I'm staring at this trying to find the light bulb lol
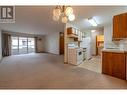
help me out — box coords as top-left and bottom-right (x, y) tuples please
(61, 16), (68, 23)
(65, 7), (73, 16)
(53, 15), (59, 21)
(68, 14), (75, 21)
(53, 8), (61, 17)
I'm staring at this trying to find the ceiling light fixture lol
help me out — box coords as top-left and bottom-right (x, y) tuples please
(88, 18), (98, 26)
(53, 6), (75, 23)
(91, 30), (96, 33)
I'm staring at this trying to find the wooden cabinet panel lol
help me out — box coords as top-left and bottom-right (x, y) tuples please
(102, 52), (126, 79)
(67, 27), (75, 35)
(67, 27), (82, 41)
(113, 15), (121, 39)
(112, 53), (126, 79)
(113, 13), (127, 40)
(102, 52), (112, 75)
(121, 13), (127, 37)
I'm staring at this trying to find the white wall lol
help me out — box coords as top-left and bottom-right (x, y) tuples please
(44, 32), (59, 54)
(0, 28), (2, 61)
(36, 36), (45, 53)
(104, 24), (113, 48)
(91, 30), (100, 55)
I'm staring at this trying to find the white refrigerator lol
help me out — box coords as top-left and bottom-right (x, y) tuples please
(80, 37), (92, 60)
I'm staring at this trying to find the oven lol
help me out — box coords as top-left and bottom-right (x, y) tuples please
(76, 49), (83, 64)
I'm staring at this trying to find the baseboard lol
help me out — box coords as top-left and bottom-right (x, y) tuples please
(36, 51), (46, 53)
(44, 52), (60, 55)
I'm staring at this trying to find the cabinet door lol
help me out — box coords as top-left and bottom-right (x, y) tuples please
(102, 52), (126, 80)
(113, 15), (120, 39)
(121, 13), (127, 37)
(113, 13), (127, 39)
(113, 15), (126, 39)
(112, 53), (126, 79)
(102, 52), (113, 75)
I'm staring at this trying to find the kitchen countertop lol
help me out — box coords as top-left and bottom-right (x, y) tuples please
(102, 48), (125, 53)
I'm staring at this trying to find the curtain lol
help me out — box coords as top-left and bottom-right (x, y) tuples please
(2, 33), (11, 57)
(34, 37), (38, 53)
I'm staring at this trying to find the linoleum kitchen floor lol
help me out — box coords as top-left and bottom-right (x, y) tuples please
(0, 53), (127, 89)
(78, 56), (102, 73)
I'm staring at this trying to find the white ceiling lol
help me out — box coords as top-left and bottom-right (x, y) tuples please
(0, 6), (127, 35)
(69, 6), (127, 30)
(0, 6), (65, 35)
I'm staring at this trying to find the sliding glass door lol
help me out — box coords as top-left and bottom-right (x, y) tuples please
(11, 36), (35, 55)
(19, 37), (27, 54)
(11, 37), (19, 55)
(28, 38), (35, 53)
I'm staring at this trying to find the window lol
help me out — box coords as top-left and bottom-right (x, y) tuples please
(11, 36), (35, 55)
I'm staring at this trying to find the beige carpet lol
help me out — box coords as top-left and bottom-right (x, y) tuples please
(0, 53), (127, 89)
(78, 56), (102, 73)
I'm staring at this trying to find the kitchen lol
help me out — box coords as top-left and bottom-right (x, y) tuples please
(102, 12), (127, 80)
(64, 24), (104, 73)
(64, 7), (127, 80)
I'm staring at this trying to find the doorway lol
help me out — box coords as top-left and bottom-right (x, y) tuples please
(78, 29), (104, 73)
(96, 35), (104, 56)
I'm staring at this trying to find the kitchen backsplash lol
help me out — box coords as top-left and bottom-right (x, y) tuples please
(104, 41), (119, 49)
(119, 39), (127, 50)
(104, 39), (127, 50)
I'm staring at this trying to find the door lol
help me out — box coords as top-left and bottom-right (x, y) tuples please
(59, 32), (64, 55)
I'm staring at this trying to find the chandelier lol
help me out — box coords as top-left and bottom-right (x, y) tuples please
(53, 6), (75, 23)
